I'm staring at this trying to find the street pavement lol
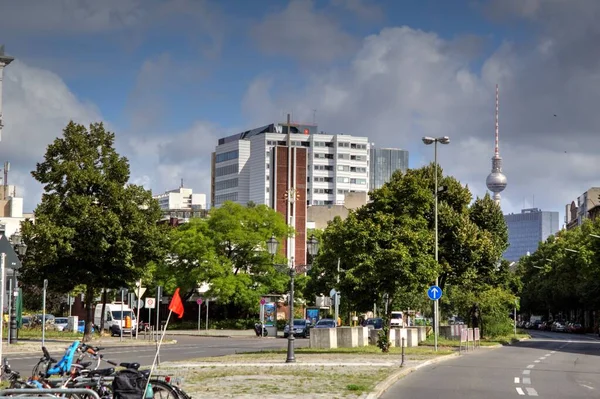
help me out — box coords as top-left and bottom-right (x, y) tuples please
(4, 334), (309, 376)
(381, 330), (600, 398)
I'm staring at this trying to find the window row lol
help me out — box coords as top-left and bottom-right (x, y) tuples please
(337, 142), (367, 149)
(215, 163), (238, 177)
(215, 150), (239, 163)
(337, 154), (366, 161)
(337, 165), (367, 173)
(337, 177), (367, 184)
(215, 178), (238, 191)
(215, 192), (238, 204)
(309, 176), (334, 183)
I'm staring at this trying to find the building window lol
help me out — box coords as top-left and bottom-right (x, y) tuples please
(215, 150), (239, 163)
(337, 165), (349, 171)
(337, 177), (350, 183)
(338, 153), (350, 160)
(215, 192), (239, 204)
(350, 178), (366, 185)
(215, 163), (239, 177)
(350, 167), (367, 173)
(338, 142), (350, 148)
(351, 155), (365, 161)
(314, 165), (334, 171)
(215, 178), (239, 191)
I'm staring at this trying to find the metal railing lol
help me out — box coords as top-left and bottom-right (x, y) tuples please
(0, 388), (100, 399)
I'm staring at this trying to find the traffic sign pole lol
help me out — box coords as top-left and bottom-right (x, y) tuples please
(197, 298), (203, 333)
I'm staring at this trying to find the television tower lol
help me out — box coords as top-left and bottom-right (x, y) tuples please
(486, 84), (507, 205)
(0, 45), (15, 142)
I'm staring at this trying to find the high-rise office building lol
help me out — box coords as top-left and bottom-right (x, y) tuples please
(0, 45), (15, 141)
(503, 208), (559, 262)
(211, 120), (370, 265)
(369, 148), (409, 190)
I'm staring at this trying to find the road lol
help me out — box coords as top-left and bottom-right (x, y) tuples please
(382, 330), (600, 398)
(5, 335), (310, 376)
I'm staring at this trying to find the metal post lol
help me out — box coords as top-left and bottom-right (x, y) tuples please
(135, 281), (141, 340)
(7, 278), (11, 345)
(434, 140), (439, 352)
(42, 279), (47, 347)
(9, 274), (17, 344)
(68, 294), (72, 317)
(205, 299), (209, 331)
(0, 253), (6, 367)
(401, 337), (405, 366)
(120, 290), (124, 342)
(286, 263), (296, 363)
(197, 302), (201, 332)
(148, 308), (151, 341)
(334, 258), (340, 326)
(514, 305), (517, 336)
(155, 286), (162, 342)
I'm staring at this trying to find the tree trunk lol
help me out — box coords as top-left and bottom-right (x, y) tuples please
(84, 285), (95, 342)
(99, 288), (107, 335)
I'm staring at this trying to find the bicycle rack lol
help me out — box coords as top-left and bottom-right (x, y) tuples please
(0, 388), (101, 399)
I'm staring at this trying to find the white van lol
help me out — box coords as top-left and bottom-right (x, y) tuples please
(390, 311), (404, 328)
(94, 302), (137, 336)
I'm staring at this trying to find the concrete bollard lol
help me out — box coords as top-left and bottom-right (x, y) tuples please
(357, 326), (369, 347)
(336, 327), (359, 348)
(395, 328), (408, 347)
(406, 328), (419, 347)
(309, 328), (337, 349)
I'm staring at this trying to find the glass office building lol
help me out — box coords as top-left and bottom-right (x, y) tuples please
(369, 148), (409, 190)
(503, 208), (559, 262)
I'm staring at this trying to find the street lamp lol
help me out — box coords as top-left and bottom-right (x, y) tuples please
(267, 234), (319, 363)
(9, 233), (26, 344)
(422, 136), (450, 352)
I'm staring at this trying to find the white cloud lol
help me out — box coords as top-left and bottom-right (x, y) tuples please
(2, 60), (102, 211)
(242, 14), (600, 224)
(251, 0), (358, 63)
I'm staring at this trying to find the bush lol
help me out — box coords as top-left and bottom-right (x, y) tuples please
(483, 315), (513, 338)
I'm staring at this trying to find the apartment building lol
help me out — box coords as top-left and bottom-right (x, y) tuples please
(153, 186), (207, 224)
(565, 187), (600, 230)
(211, 122), (370, 209)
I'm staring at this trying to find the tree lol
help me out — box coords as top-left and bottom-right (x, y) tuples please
(161, 201), (293, 317)
(20, 122), (166, 340)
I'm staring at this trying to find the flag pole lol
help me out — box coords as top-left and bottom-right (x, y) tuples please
(146, 309), (172, 384)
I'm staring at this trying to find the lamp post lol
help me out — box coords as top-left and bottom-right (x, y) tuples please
(422, 135), (450, 352)
(9, 233), (26, 344)
(267, 234), (319, 363)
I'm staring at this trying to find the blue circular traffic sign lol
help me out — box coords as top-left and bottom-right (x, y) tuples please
(427, 285), (442, 301)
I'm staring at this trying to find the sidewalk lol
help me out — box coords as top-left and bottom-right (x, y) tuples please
(163, 329), (256, 337)
(1, 336), (175, 354)
(155, 350), (461, 398)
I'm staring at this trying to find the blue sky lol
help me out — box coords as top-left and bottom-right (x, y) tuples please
(1, 0), (599, 223)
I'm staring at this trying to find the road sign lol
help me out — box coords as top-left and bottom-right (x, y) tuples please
(196, 298), (203, 305)
(329, 288), (337, 298)
(136, 287), (147, 298)
(145, 298), (156, 309)
(260, 298), (266, 305)
(427, 285), (442, 301)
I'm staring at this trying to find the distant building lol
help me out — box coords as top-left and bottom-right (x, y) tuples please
(503, 208), (559, 262)
(153, 186), (207, 224)
(369, 148), (409, 190)
(564, 187), (600, 230)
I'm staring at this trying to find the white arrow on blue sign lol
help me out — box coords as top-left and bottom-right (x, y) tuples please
(427, 285), (442, 301)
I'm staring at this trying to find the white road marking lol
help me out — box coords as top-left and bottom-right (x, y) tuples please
(581, 385), (594, 390)
(545, 353), (551, 356)
(540, 356), (547, 360)
(516, 387), (525, 395)
(523, 370), (531, 375)
(527, 364), (535, 368)
(523, 378), (531, 384)
(534, 360), (540, 363)
(514, 377), (520, 384)
(551, 351), (556, 353)
(526, 387), (538, 396)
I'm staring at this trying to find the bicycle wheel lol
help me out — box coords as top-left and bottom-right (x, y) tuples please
(149, 380), (179, 399)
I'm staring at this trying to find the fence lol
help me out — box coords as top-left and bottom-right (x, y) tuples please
(0, 388), (100, 399)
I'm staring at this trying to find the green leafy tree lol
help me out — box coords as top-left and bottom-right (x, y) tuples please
(20, 122), (166, 340)
(161, 202), (293, 317)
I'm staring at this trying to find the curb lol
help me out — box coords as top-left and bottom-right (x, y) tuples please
(365, 352), (460, 399)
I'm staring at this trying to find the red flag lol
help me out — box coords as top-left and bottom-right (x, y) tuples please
(169, 288), (184, 318)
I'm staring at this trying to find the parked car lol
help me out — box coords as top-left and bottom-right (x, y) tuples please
(78, 320), (95, 333)
(314, 319), (336, 329)
(283, 319), (311, 338)
(366, 318), (383, 330)
(54, 317), (69, 331)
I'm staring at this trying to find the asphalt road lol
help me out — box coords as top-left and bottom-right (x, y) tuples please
(382, 330), (600, 398)
(5, 335), (310, 376)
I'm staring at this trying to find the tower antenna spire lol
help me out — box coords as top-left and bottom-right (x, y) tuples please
(486, 83), (507, 206)
(495, 84), (499, 157)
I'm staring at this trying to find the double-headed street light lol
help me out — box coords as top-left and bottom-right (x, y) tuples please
(9, 233), (26, 344)
(267, 234), (319, 363)
(422, 136), (450, 352)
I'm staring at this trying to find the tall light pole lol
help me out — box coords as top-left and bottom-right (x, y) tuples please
(422, 135), (450, 352)
(267, 234), (319, 363)
(9, 233), (26, 344)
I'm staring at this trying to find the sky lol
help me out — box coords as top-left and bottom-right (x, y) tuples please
(0, 0), (599, 225)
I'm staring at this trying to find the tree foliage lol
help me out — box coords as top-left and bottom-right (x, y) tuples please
(306, 165), (515, 340)
(20, 122), (166, 339)
(159, 201), (293, 316)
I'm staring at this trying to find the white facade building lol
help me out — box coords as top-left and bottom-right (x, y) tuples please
(154, 187), (207, 211)
(211, 122), (370, 208)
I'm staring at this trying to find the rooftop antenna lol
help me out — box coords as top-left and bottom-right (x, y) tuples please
(180, 178), (184, 188)
(312, 109), (317, 125)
